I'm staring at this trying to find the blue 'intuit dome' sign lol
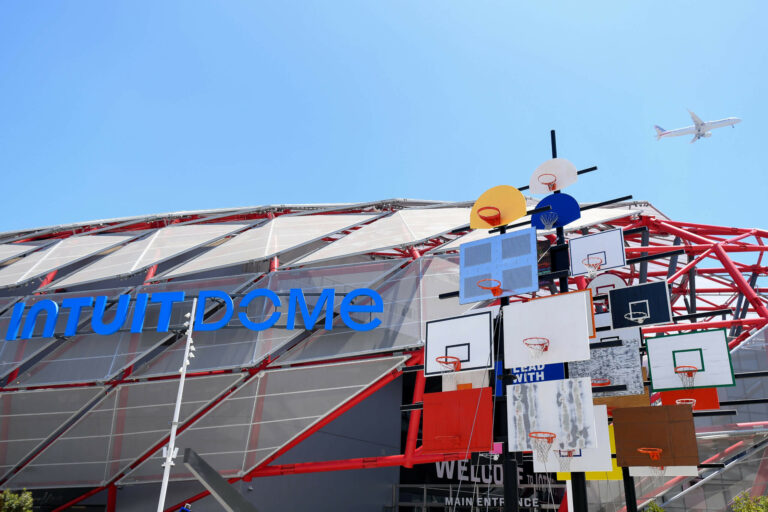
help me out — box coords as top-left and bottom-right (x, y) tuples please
(5, 288), (383, 341)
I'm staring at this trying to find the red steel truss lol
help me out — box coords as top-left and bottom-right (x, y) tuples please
(1, 208), (763, 511)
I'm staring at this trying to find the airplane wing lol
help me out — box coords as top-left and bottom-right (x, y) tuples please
(688, 110), (704, 128)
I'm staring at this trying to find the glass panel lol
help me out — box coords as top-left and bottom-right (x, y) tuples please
(119, 356), (405, 484)
(295, 208), (471, 265)
(278, 255), (471, 364)
(4, 374), (242, 488)
(135, 262), (400, 377)
(51, 224), (248, 289)
(163, 214), (375, 279)
(0, 387), (102, 480)
(0, 235), (133, 288)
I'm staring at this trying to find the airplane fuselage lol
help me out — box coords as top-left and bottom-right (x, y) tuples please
(655, 112), (741, 143)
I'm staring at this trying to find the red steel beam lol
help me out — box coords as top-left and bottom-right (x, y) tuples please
(403, 350), (425, 468)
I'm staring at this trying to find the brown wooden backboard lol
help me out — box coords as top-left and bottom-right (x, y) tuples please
(613, 405), (699, 467)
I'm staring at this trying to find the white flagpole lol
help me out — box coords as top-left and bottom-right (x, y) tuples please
(157, 298), (198, 512)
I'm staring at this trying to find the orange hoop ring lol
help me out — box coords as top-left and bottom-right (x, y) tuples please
(477, 206), (502, 226)
(538, 173), (557, 191)
(477, 278), (503, 297)
(435, 355), (462, 372)
(591, 378), (612, 387)
(529, 431), (556, 443)
(637, 447), (663, 461)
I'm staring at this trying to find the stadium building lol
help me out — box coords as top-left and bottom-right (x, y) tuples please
(0, 198), (766, 511)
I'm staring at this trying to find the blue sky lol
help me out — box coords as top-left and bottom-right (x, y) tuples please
(0, 2), (764, 231)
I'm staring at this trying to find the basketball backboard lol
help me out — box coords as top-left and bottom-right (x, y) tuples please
(569, 228), (627, 277)
(588, 272), (627, 298)
(503, 291), (592, 367)
(469, 185), (528, 229)
(529, 158), (578, 194)
(629, 466), (699, 477)
(609, 281), (672, 329)
(531, 193), (581, 231)
(592, 326), (642, 346)
(588, 272), (626, 313)
(569, 338), (643, 396)
(659, 387), (720, 411)
(534, 405), (612, 473)
(459, 228), (538, 304)
(422, 387), (493, 454)
(506, 377), (597, 452)
(424, 311), (494, 376)
(531, 289), (596, 339)
(646, 329), (735, 391)
(614, 405), (699, 468)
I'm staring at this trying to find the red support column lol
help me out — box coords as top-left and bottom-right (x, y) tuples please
(403, 350), (425, 468)
(107, 484), (117, 512)
(713, 244), (768, 319)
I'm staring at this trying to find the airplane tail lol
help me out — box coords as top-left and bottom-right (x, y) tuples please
(654, 125), (665, 140)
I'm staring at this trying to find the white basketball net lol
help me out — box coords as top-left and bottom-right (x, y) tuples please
(540, 211), (559, 230)
(650, 465), (667, 478)
(557, 450), (576, 472)
(530, 433), (555, 464)
(676, 367), (698, 389)
(523, 338), (549, 360)
(583, 257), (603, 278)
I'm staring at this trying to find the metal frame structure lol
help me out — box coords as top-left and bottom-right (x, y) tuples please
(0, 199), (765, 511)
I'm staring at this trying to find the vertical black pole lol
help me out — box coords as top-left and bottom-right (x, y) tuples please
(622, 467), (639, 512)
(497, 226), (520, 512)
(550, 130), (589, 512)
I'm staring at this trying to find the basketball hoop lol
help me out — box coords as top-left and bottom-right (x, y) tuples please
(556, 450), (576, 472)
(538, 173), (557, 192)
(591, 378), (612, 388)
(675, 366), (698, 389)
(529, 431), (556, 464)
(637, 447), (665, 477)
(523, 337), (550, 359)
(436, 355), (462, 373)
(624, 311), (650, 324)
(477, 278), (503, 297)
(675, 398), (697, 407)
(477, 206), (502, 227)
(540, 211), (559, 230)
(582, 256), (603, 278)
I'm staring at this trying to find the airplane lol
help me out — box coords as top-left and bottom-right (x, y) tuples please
(654, 110), (741, 143)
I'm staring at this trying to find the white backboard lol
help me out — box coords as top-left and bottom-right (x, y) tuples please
(647, 329), (735, 391)
(529, 158), (578, 194)
(503, 292), (591, 367)
(569, 229), (627, 277)
(424, 311), (494, 376)
(533, 405), (612, 473)
(629, 466), (699, 477)
(506, 377), (597, 452)
(587, 272), (627, 297)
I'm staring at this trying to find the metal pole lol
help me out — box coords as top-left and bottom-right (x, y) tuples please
(157, 298), (198, 512)
(622, 467), (638, 512)
(550, 130), (589, 512)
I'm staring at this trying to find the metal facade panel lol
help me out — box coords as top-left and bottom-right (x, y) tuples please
(135, 262), (401, 377)
(0, 387), (103, 481)
(163, 214), (375, 278)
(294, 208), (471, 265)
(0, 235), (134, 288)
(119, 356), (405, 484)
(277, 255), (471, 365)
(4, 374), (242, 489)
(50, 224), (249, 288)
